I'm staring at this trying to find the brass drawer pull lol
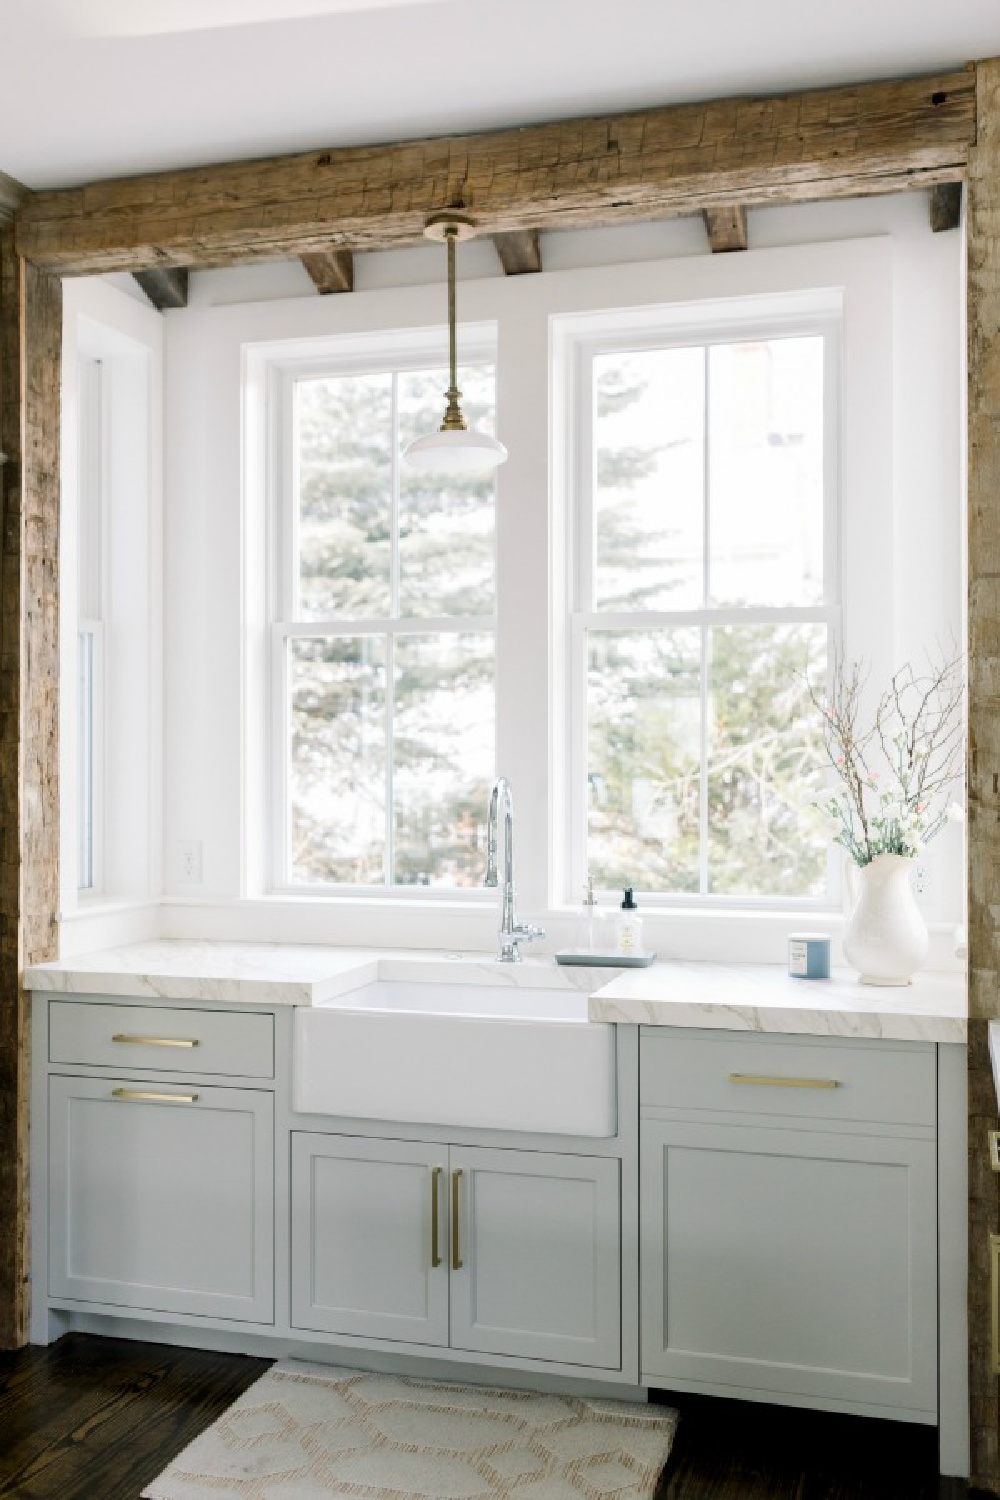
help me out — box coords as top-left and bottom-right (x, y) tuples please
(729, 1072), (841, 1091)
(111, 1088), (199, 1104)
(990, 1131), (1000, 1173)
(112, 1034), (199, 1048)
(452, 1168), (463, 1271)
(430, 1166), (443, 1268)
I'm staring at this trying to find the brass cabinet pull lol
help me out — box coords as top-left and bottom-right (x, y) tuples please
(729, 1072), (841, 1091)
(990, 1131), (1000, 1173)
(111, 1088), (199, 1104)
(452, 1168), (463, 1271)
(112, 1034), (199, 1048)
(430, 1166), (443, 1268)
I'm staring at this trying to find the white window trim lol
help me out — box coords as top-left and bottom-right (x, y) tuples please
(261, 325), (500, 898)
(76, 354), (108, 896)
(59, 279), (163, 940)
(554, 293), (844, 910)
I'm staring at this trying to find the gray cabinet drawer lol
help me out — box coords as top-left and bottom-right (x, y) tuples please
(49, 1000), (274, 1079)
(49, 1074), (274, 1322)
(640, 1028), (934, 1128)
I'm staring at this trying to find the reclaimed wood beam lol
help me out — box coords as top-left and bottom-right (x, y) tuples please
(0, 172), (28, 224)
(703, 205), (748, 252)
(930, 180), (963, 232)
(967, 53), (1000, 1495)
(0, 231), (61, 1349)
(300, 248), (354, 294)
(133, 266), (189, 309)
(493, 230), (542, 275)
(13, 68), (975, 277)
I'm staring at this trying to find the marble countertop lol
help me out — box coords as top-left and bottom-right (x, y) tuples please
(23, 940), (611, 1008)
(24, 940), (967, 1042)
(591, 961), (967, 1043)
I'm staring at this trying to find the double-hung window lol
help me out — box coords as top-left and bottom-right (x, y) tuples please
(566, 301), (839, 903)
(270, 338), (498, 891)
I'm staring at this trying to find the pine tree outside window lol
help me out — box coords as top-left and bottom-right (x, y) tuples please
(563, 307), (840, 904)
(270, 344), (498, 890)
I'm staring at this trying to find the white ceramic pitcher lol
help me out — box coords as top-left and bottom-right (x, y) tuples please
(842, 852), (928, 986)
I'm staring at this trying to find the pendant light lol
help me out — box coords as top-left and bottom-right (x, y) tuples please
(402, 212), (508, 474)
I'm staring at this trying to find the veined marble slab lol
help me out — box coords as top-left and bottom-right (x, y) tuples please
(589, 961), (967, 1043)
(23, 940), (617, 1008)
(24, 940), (968, 1040)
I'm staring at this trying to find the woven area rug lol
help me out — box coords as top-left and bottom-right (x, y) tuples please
(141, 1359), (677, 1499)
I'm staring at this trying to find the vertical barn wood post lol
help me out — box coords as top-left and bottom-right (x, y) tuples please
(0, 224), (60, 1349)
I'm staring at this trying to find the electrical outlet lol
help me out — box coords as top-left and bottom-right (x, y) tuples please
(178, 840), (202, 885)
(912, 858), (934, 910)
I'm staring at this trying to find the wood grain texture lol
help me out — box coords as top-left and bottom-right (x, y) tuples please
(932, 181), (964, 232)
(13, 68), (975, 275)
(492, 230), (542, 275)
(0, 1334), (269, 1499)
(0, 236), (61, 1351)
(0, 1333), (957, 1500)
(300, 248), (354, 293)
(132, 266), (189, 308)
(703, 205), (748, 252)
(967, 53), (1000, 1497)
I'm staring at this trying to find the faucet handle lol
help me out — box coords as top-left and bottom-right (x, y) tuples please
(515, 923), (545, 943)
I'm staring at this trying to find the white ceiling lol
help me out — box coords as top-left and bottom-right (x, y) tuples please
(3, 0), (1000, 192)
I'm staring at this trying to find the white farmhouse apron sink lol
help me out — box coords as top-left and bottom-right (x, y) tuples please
(292, 980), (616, 1136)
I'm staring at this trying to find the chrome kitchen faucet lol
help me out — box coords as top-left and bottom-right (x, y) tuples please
(484, 777), (544, 963)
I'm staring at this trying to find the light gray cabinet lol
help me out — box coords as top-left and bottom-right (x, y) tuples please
(451, 1145), (620, 1369)
(49, 1074), (274, 1323)
(292, 1133), (621, 1370)
(291, 1133), (450, 1346)
(639, 1028), (939, 1419)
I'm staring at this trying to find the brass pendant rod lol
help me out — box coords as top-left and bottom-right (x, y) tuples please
(440, 224), (467, 432)
(447, 228), (457, 397)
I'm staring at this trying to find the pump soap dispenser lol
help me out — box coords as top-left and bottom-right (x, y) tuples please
(615, 888), (643, 956)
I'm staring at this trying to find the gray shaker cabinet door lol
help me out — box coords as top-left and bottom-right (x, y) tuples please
(291, 1133), (450, 1347)
(48, 1075), (274, 1323)
(449, 1146), (621, 1369)
(640, 1119), (937, 1415)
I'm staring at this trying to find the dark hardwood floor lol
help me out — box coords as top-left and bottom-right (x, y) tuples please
(0, 1333), (268, 1498)
(652, 1387), (972, 1500)
(0, 1334), (982, 1499)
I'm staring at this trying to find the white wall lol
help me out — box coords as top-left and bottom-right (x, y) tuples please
(102, 191), (964, 963)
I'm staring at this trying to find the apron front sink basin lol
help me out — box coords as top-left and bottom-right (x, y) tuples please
(292, 980), (616, 1137)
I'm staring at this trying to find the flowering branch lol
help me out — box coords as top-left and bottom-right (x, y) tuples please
(807, 651), (964, 867)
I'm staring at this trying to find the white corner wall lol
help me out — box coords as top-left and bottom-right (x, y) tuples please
(143, 192), (964, 964)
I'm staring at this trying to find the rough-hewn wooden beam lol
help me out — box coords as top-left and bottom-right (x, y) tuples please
(967, 53), (1000, 1496)
(703, 205), (748, 252)
(0, 232), (61, 1350)
(300, 248), (354, 294)
(931, 180), (963, 232)
(133, 266), (189, 309)
(493, 230), (542, 275)
(14, 68), (975, 277)
(0, 173), (28, 224)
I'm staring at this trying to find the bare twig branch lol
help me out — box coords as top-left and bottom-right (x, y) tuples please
(806, 648), (964, 865)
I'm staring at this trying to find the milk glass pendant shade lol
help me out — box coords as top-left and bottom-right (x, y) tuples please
(402, 213), (508, 475)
